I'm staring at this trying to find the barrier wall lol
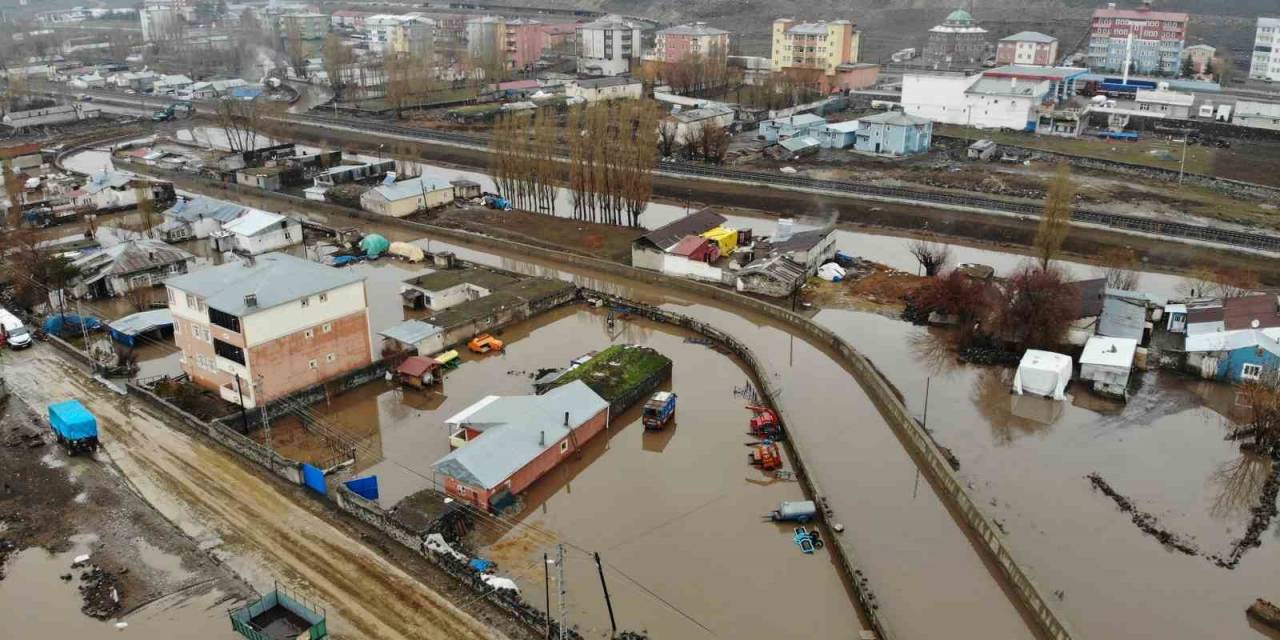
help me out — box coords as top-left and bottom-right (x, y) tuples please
(127, 161), (1076, 640)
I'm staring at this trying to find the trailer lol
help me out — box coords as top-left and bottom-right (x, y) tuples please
(48, 399), (98, 454)
(768, 500), (817, 523)
(641, 391), (676, 430)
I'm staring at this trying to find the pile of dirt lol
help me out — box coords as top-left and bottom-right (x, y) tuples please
(805, 261), (929, 312)
(75, 561), (123, 619)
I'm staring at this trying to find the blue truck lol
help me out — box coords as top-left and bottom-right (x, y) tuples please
(642, 391), (677, 430)
(48, 400), (99, 454)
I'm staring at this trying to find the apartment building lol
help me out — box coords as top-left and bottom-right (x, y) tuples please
(279, 12), (328, 40)
(1087, 1), (1189, 75)
(167, 253), (373, 409)
(467, 15), (505, 63)
(996, 32), (1058, 66)
(390, 16), (435, 58)
(654, 23), (730, 64)
(923, 9), (988, 67)
(1250, 17), (1280, 82)
(577, 17), (642, 76)
(770, 19), (874, 91)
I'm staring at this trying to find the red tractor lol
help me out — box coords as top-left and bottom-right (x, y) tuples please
(746, 405), (785, 441)
(750, 441), (784, 471)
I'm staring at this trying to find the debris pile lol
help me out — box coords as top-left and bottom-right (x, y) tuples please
(74, 558), (123, 619)
(1210, 457), (1280, 570)
(1086, 473), (1199, 556)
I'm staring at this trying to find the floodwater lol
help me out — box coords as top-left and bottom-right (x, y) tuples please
(0, 544), (239, 639)
(818, 307), (1280, 640)
(267, 303), (865, 640)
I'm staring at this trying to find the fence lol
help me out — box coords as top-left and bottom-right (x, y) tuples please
(127, 161), (1075, 639)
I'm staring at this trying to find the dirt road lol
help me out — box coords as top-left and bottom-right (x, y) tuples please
(4, 346), (509, 640)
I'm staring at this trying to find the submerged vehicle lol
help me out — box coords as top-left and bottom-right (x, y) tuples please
(468, 334), (504, 354)
(642, 391), (676, 430)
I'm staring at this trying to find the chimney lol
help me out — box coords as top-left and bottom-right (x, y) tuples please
(539, 430), (545, 446)
(564, 411), (570, 426)
(244, 293), (258, 308)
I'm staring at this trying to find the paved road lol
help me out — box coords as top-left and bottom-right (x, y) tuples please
(5, 345), (508, 640)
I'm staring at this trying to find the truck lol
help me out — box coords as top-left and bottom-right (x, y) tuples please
(48, 399), (99, 454)
(151, 101), (192, 122)
(467, 333), (504, 354)
(641, 391), (676, 430)
(0, 309), (33, 349)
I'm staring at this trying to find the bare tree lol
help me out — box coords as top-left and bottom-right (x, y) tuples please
(321, 34), (353, 93)
(657, 117), (679, 158)
(1034, 163), (1075, 269)
(910, 240), (952, 277)
(1097, 246), (1141, 291)
(1228, 367), (1280, 452)
(284, 21), (307, 78)
(995, 264), (1077, 350)
(698, 121), (731, 164)
(215, 98), (280, 152)
(1180, 265), (1259, 299)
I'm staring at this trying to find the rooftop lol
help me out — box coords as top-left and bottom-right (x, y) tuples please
(984, 65), (1089, 81)
(779, 136), (821, 152)
(402, 268), (517, 293)
(1080, 336), (1138, 368)
(165, 253), (365, 316)
(658, 23), (729, 37)
(1223, 294), (1280, 331)
(573, 76), (640, 89)
(966, 76), (1050, 97)
(1097, 294), (1147, 341)
(73, 239), (193, 280)
(163, 196), (247, 224)
(636, 208), (727, 252)
(1135, 89), (1194, 107)
(759, 227), (833, 254)
(379, 319), (443, 345)
(1092, 5), (1188, 22)
(433, 380), (608, 489)
(83, 170), (133, 194)
(366, 176), (452, 201)
(859, 111), (931, 126)
(220, 209), (289, 237)
(1000, 31), (1056, 44)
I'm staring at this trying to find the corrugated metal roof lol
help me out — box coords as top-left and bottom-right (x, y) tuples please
(72, 239), (192, 279)
(1000, 31), (1056, 43)
(637, 208), (727, 252)
(165, 252), (365, 316)
(432, 381), (608, 489)
(858, 111), (931, 126)
(163, 196), (247, 224)
(379, 319), (442, 345)
(367, 176), (451, 202)
(779, 136), (821, 151)
(84, 171), (133, 195)
(658, 23), (729, 36)
(108, 309), (173, 336)
(1097, 294), (1147, 341)
(402, 268), (517, 293)
(221, 209), (287, 237)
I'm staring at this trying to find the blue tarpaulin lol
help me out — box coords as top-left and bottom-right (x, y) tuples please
(469, 558), (494, 572)
(302, 464), (327, 495)
(330, 255), (364, 267)
(44, 314), (103, 337)
(344, 475), (379, 501)
(48, 400), (97, 440)
(360, 234), (390, 259)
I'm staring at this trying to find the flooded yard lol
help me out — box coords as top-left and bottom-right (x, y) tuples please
(817, 307), (1280, 640)
(257, 303), (864, 640)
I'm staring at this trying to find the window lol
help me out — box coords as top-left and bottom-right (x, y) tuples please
(304, 329), (314, 339)
(560, 440), (569, 453)
(208, 308), (241, 332)
(1243, 363), (1263, 381)
(186, 293), (198, 308)
(284, 231), (291, 240)
(301, 296), (310, 308)
(167, 288), (175, 304)
(174, 320), (181, 335)
(326, 353), (336, 363)
(322, 322), (332, 333)
(213, 338), (245, 365)
(308, 359), (318, 369)
(319, 293), (328, 303)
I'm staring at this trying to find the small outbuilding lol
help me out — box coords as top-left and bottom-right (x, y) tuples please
(1012, 350), (1072, 400)
(1079, 336), (1138, 400)
(967, 139), (997, 161)
(397, 355), (443, 388)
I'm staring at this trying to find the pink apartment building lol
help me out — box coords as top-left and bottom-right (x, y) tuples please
(654, 22), (730, 64)
(166, 252), (374, 409)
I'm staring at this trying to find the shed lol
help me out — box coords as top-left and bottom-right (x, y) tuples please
(1097, 294), (1147, 343)
(770, 136), (821, 160)
(967, 139), (997, 161)
(380, 319), (445, 355)
(108, 309), (174, 347)
(670, 235), (717, 263)
(397, 355), (443, 388)
(700, 227), (739, 255)
(1079, 336), (1138, 399)
(631, 208), (727, 271)
(1012, 350), (1072, 400)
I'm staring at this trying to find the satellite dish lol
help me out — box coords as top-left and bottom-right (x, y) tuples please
(1252, 319), (1261, 329)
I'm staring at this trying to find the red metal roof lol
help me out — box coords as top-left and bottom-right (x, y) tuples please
(1223, 295), (1280, 331)
(397, 355), (441, 377)
(1092, 7), (1188, 22)
(0, 143), (41, 159)
(671, 235), (710, 257)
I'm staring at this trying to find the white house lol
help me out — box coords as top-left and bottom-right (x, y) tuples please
(151, 74), (193, 95)
(359, 176), (456, 218)
(577, 17), (642, 76)
(1079, 336), (1138, 400)
(159, 196), (250, 241)
(903, 72), (1047, 130)
(399, 269), (516, 311)
(1234, 100), (1280, 132)
(210, 209), (302, 255)
(3, 103), (99, 129)
(72, 171), (170, 212)
(565, 76), (643, 103)
(667, 105), (735, 147)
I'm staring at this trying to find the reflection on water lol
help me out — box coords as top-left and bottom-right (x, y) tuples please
(1209, 451), (1274, 522)
(970, 367), (1051, 445)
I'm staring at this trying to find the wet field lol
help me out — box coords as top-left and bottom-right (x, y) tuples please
(260, 303), (865, 640)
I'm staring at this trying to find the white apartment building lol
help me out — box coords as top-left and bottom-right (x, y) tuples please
(577, 17), (641, 76)
(902, 72), (1047, 130)
(1250, 17), (1280, 82)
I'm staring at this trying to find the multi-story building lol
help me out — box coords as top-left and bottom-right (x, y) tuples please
(140, 0), (182, 42)
(923, 9), (988, 67)
(1249, 17), (1280, 82)
(389, 16), (435, 58)
(770, 18), (874, 92)
(577, 17), (642, 76)
(654, 23), (730, 64)
(503, 18), (548, 71)
(166, 252), (374, 409)
(1087, 1), (1189, 76)
(365, 14), (406, 53)
(466, 15), (505, 63)
(996, 31), (1058, 66)
(1181, 44), (1214, 77)
(279, 12), (328, 40)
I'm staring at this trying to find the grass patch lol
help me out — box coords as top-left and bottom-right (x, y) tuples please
(938, 125), (1216, 175)
(550, 344), (671, 402)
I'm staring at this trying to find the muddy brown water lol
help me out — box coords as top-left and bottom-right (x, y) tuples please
(818, 307), (1280, 640)
(266, 303), (865, 639)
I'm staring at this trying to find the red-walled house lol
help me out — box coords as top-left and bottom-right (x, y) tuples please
(434, 381), (610, 511)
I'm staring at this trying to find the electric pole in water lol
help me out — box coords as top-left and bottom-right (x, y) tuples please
(594, 552), (617, 636)
(557, 544), (567, 640)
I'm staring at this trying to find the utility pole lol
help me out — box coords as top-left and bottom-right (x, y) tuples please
(923, 376), (931, 430)
(544, 553), (552, 640)
(74, 298), (90, 348)
(260, 398), (272, 470)
(594, 552), (617, 636)
(234, 373), (249, 433)
(1178, 132), (1189, 185)
(556, 544), (567, 640)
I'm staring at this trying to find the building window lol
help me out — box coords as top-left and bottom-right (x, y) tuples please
(301, 296), (310, 308)
(305, 328), (314, 339)
(209, 308), (241, 333)
(213, 338), (245, 365)
(560, 440), (569, 453)
(309, 359), (318, 369)
(1242, 363), (1264, 381)
(186, 293), (198, 308)
(326, 353), (336, 362)
(322, 322), (332, 333)
(319, 293), (328, 303)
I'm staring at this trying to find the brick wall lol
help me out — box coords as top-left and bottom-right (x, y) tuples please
(249, 311), (372, 402)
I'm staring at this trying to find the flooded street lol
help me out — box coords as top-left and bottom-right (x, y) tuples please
(2, 346), (507, 640)
(817, 307), (1280, 640)
(268, 303), (864, 639)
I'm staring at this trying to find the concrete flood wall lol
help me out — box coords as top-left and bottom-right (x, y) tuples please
(127, 162), (1076, 640)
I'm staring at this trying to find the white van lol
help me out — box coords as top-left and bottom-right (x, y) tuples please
(0, 309), (33, 349)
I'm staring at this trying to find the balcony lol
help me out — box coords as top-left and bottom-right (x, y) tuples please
(220, 382), (256, 408)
